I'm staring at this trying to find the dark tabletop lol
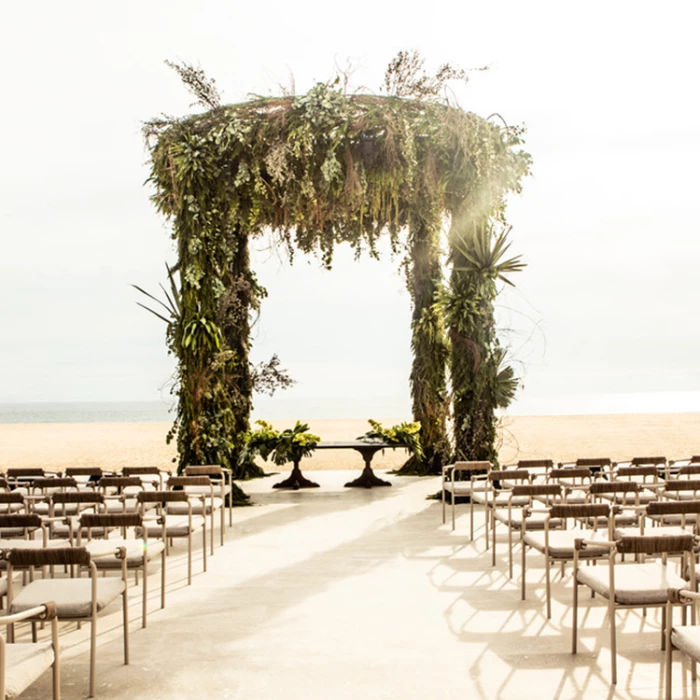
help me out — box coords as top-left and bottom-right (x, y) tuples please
(315, 441), (406, 450)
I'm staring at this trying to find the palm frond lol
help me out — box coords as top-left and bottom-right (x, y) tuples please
(136, 302), (172, 324)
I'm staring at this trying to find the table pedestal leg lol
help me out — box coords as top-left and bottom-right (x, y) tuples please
(273, 462), (319, 490)
(344, 451), (392, 488)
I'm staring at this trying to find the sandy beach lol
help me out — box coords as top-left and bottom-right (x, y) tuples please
(1, 413), (698, 474)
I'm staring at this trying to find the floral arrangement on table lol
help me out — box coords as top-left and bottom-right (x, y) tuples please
(239, 420), (320, 467)
(356, 420), (424, 462)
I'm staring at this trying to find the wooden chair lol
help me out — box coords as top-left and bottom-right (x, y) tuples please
(169, 475), (220, 554)
(96, 476), (153, 514)
(665, 588), (700, 699)
(0, 602), (60, 700)
(492, 483), (562, 578)
(5, 546), (129, 698)
(572, 534), (696, 684)
(121, 466), (165, 486)
(185, 464), (234, 533)
(521, 502), (612, 618)
(79, 512), (166, 628)
(63, 467), (104, 489)
(546, 467), (593, 504)
(137, 491), (206, 585)
(440, 461), (491, 534)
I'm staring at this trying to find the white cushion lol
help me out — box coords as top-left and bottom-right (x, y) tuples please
(85, 539), (165, 567)
(614, 525), (690, 538)
(3, 641), (55, 699)
(0, 503), (25, 514)
(10, 577), (125, 618)
(493, 509), (561, 530)
(577, 562), (688, 605)
(523, 530), (609, 559)
(444, 481), (476, 496)
(141, 515), (205, 538)
(167, 497), (223, 515)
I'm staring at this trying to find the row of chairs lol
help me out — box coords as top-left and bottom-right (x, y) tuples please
(0, 463), (235, 698)
(441, 457), (700, 697)
(442, 457), (700, 532)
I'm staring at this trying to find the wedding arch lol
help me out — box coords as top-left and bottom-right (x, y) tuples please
(144, 57), (531, 498)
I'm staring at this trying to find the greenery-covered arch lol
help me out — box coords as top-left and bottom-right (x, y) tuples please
(145, 61), (530, 492)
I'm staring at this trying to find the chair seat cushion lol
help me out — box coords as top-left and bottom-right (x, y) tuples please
(167, 497), (223, 515)
(577, 562), (688, 605)
(600, 489), (658, 504)
(3, 642), (55, 700)
(34, 503), (79, 516)
(85, 538), (165, 567)
(523, 530), (609, 559)
(648, 512), (699, 524)
(141, 515), (205, 537)
(493, 509), (562, 530)
(0, 503), (26, 514)
(10, 577), (125, 618)
(104, 498), (139, 513)
(672, 627), (700, 662)
(614, 525), (690, 538)
(491, 494), (531, 507)
(444, 483), (485, 497)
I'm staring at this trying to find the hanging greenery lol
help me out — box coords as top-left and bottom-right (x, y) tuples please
(144, 53), (530, 488)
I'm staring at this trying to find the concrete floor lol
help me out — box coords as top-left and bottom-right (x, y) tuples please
(12, 470), (700, 699)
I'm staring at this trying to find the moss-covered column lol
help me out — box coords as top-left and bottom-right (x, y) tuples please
(446, 238), (499, 465)
(399, 214), (451, 475)
(218, 226), (265, 480)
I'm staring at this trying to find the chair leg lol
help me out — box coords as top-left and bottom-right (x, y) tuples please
(89, 616), (97, 698)
(572, 573), (578, 654)
(187, 533), (192, 585)
(122, 588), (129, 666)
(491, 513), (497, 567)
(203, 522), (207, 573)
(545, 555), (552, 620)
(609, 600), (617, 685)
(210, 509), (215, 556)
(508, 525), (514, 579)
(521, 542), (527, 601)
(665, 601), (673, 700)
(661, 605), (666, 651)
(485, 505), (490, 550)
(51, 617), (60, 700)
(220, 506), (225, 547)
(142, 558), (148, 629)
(469, 495), (474, 540)
(441, 482), (446, 525)
(161, 549), (166, 610)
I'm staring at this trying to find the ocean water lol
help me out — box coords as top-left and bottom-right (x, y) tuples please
(0, 401), (174, 425)
(1, 391), (699, 425)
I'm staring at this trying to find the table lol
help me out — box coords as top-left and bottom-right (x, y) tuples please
(315, 441), (407, 488)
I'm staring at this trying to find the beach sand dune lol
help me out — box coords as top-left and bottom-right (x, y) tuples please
(1, 413), (699, 474)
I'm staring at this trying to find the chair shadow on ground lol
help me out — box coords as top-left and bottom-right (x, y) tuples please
(420, 512), (682, 700)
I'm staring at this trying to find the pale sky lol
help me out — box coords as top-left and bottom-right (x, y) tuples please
(1, 1), (699, 415)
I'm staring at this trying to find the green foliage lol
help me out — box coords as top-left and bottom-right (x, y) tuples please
(144, 54), (530, 485)
(240, 420), (320, 467)
(452, 225), (526, 288)
(357, 419), (424, 462)
(445, 221), (525, 464)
